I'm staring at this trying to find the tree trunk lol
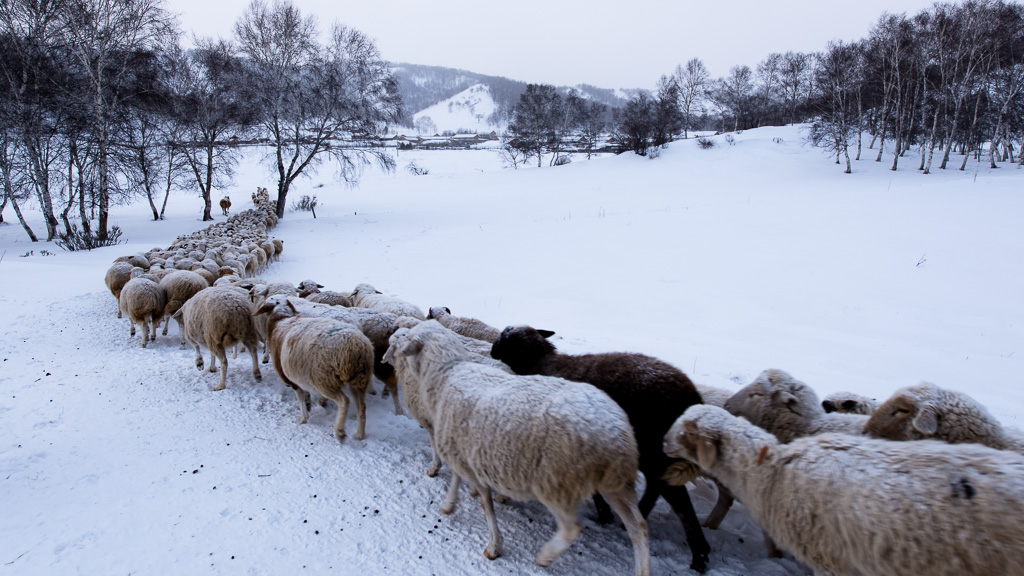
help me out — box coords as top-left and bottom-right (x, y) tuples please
(25, 139), (58, 241)
(97, 134), (111, 242)
(202, 143), (214, 221)
(923, 106), (942, 174)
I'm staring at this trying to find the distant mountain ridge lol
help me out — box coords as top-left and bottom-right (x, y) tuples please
(391, 62), (632, 131)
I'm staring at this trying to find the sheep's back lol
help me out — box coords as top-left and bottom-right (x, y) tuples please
(541, 352), (702, 454)
(434, 363), (638, 503)
(276, 318), (373, 392)
(756, 434), (1024, 576)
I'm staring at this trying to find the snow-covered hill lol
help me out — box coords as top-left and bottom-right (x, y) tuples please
(412, 83), (498, 135)
(2, 126), (1022, 575)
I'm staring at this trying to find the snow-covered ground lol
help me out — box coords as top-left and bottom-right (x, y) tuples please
(2, 126), (1022, 575)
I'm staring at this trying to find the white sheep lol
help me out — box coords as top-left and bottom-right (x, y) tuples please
(426, 306), (501, 343)
(864, 382), (1024, 454)
(822, 391), (879, 415)
(119, 277), (167, 348)
(159, 270), (209, 349)
(351, 283), (425, 320)
(665, 404), (1024, 576)
(255, 298), (374, 442)
(105, 261), (135, 318)
(724, 369), (867, 443)
(387, 320), (650, 576)
(175, 286), (262, 391)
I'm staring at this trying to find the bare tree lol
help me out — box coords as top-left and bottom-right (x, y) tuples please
(712, 65), (755, 131)
(675, 58), (708, 138)
(809, 41), (861, 173)
(779, 51), (813, 124)
(60, 0), (175, 241)
(166, 41), (253, 221)
(235, 0), (401, 218)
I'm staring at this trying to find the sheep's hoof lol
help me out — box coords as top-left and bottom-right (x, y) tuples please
(690, 554), (709, 573)
(318, 397), (329, 408)
(298, 416), (309, 425)
(494, 493), (510, 504)
(353, 431), (366, 441)
(208, 365), (217, 373)
(130, 327), (136, 336)
(253, 370), (262, 381)
(439, 501), (456, 515)
(195, 360), (204, 371)
(213, 383), (226, 392)
(483, 547), (501, 561)
(335, 431), (347, 443)
(426, 465), (441, 478)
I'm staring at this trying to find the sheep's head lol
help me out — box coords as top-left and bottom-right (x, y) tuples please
(822, 392), (878, 415)
(297, 279), (324, 298)
(489, 325), (556, 375)
(426, 306), (451, 319)
(665, 405), (776, 473)
(353, 283), (381, 297)
(382, 328), (412, 365)
(864, 385), (938, 440)
(724, 369), (822, 440)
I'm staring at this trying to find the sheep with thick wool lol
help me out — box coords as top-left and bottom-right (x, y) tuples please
(865, 382), (1024, 454)
(351, 283), (425, 320)
(159, 270), (209, 349)
(175, 286), (262, 391)
(822, 391), (879, 415)
(426, 306), (501, 343)
(724, 369), (868, 443)
(665, 404), (1024, 576)
(296, 280), (353, 307)
(105, 262), (135, 318)
(270, 295), (407, 414)
(119, 277), (167, 348)
(255, 298), (374, 442)
(489, 325), (709, 572)
(387, 320), (650, 576)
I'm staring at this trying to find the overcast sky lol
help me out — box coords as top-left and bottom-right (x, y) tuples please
(167, 0), (941, 90)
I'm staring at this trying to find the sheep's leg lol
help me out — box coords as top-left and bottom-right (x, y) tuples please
(385, 374), (404, 416)
(659, 481), (710, 573)
(148, 315), (159, 344)
(351, 387), (367, 441)
(176, 317), (186, 350)
(295, 388), (312, 424)
(440, 473), (461, 515)
(332, 392), (349, 442)
(212, 348), (228, 391)
(207, 348), (219, 374)
(426, 433), (443, 477)
(261, 339), (270, 364)
(763, 530), (782, 558)
(535, 503), (581, 568)
(637, 482), (660, 518)
(478, 486), (503, 560)
(703, 481), (734, 529)
(116, 297), (123, 319)
(601, 486), (651, 576)
(592, 494), (615, 524)
(139, 319), (150, 348)
(129, 318), (137, 337)
(193, 343), (204, 371)
(162, 314), (170, 336)
(247, 341), (261, 381)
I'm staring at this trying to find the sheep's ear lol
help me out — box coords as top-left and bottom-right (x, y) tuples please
(538, 329), (555, 338)
(392, 337), (423, 358)
(444, 306), (451, 314)
(381, 345), (396, 364)
(253, 302), (273, 316)
(285, 299), (298, 313)
(774, 390), (799, 407)
(696, 434), (718, 469)
(912, 405), (939, 435)
(317, 283), (324, 288)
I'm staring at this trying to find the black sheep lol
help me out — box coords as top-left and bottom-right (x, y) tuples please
(490, 325), (710, 573)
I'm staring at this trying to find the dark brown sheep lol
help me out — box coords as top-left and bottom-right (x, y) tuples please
(490, 325), (710, 573)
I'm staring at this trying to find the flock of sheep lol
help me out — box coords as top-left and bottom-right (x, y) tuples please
(100, 191), (1024, 576)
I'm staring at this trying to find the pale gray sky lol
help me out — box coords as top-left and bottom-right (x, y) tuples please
(167, 0), (941, 89)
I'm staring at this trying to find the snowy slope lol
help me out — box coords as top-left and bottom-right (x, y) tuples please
(412, 83), (498, 134)
(2, 126), (1023, 575)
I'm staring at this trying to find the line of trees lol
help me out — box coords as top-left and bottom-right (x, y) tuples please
(0, 0), (401, 244)
(505, 0), (1022, 170)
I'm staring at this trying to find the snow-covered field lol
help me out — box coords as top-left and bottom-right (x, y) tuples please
(2, 126), (1022, 575)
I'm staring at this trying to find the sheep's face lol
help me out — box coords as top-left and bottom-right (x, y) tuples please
(489, 325), (556, 375)
(864, 393), (935, 440)
(664, 405), (732, 470)
(822, 393), (877, 415)
(426, 306), (450, 320)
(725, 369), (819, 426)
